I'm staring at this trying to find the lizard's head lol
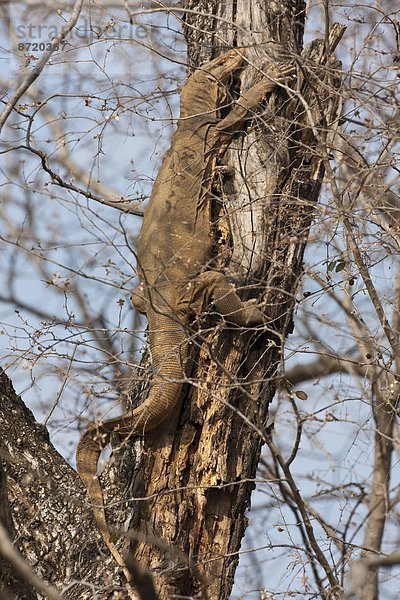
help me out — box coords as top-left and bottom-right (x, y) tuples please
(180, 50), (245, 119)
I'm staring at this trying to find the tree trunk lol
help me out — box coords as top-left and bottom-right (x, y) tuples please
(123, 2), (344, 599)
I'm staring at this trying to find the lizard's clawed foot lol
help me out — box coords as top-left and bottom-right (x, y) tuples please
(268, 63), (296, 85)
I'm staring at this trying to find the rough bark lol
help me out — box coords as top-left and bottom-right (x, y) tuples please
(118, 2), (343, 600)
(0, 458), (36, 599)
(0, 369), (125, 599)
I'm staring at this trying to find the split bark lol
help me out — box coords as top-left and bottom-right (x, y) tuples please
(120, 2), (344, 599)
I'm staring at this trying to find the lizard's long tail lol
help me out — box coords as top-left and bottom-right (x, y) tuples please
(76, 311), (188, 555)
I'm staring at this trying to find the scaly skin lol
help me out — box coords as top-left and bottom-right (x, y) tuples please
(76, 50), (294, 570)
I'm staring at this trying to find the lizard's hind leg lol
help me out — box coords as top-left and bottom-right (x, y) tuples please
(188, 271), (265, 327)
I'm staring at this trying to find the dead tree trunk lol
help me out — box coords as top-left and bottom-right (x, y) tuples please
(123, 2), (344, 600)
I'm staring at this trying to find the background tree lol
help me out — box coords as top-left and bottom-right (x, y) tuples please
(0, 1), (399, 599)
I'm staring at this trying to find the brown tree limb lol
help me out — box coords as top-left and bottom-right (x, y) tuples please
(0, 368), (126, 598)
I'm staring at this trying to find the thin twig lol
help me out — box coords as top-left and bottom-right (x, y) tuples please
(0, 0), (84, 133)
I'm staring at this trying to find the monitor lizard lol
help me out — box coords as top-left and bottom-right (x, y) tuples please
(76, 49), (294, 572)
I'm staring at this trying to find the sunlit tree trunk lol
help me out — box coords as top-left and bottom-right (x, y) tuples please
(126, 2), (343, 598)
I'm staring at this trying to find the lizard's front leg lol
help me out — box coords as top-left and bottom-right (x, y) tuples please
(214, 63), (296, 138)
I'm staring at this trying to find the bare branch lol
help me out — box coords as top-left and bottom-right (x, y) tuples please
(0, 0), (84, 133)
